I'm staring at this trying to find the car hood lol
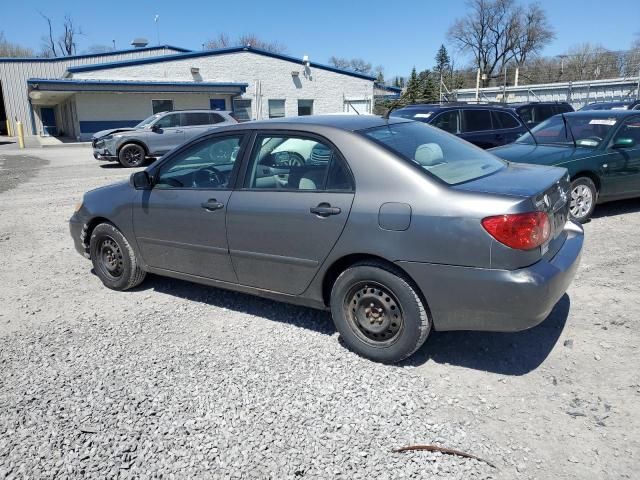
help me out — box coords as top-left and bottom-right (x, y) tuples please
(490, 143), (596, 166)
(453, 162), (566, 198)
(92, 128), (137, 139)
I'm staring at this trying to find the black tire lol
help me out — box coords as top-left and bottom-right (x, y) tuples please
(90, 223), (146, 291)
(118, 143), (146, 168)
(569, 177), (598, 223)
(330, 261), (431, 363)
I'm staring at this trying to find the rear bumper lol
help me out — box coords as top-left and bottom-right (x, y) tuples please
(397, 221), (583, 332)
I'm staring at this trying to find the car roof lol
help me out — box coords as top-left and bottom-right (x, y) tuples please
(237, 114), (410, 131)
(396, 103), (514, 112)
(160, 109), (232, 114)
(562, 109), (639, 118)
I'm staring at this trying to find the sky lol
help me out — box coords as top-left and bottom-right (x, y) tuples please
(1, 0), (639, 77)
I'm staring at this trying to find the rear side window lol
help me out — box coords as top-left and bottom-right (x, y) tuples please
(245, 135), (353, 191)
(517, 106), (534, 124)
(491, 111), (520, 129)
(462, 109), (492, 132)
(555, 104), (573, 114)
(535, 105), (555, 123)
(209, 113), (225, 124)
(431, 110), (460, 134)
(181, 112), (211, 126)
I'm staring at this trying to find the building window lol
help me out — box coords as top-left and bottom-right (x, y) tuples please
(210, 99), (226, 111)
(268, 99), (285, 119)
(152, 99), (174, 114)
(298, 99), (313, 116)
(233, 99), (252, 122)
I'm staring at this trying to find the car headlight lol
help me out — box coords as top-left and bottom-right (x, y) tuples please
(74, 201), (83, 213)
(102, 135), (113, 141)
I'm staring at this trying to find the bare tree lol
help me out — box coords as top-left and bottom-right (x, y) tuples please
(328, 57), (375, 75)
(39, 13), (82, 57)
(0, 32), (34, 57)
(204, 33), (286, 53)
(447, 0), (554, 85)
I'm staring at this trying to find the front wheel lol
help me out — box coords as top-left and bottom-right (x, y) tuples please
(569, 177), (597, 223)
(330, 261), (431, 363)
(118, 143), (146, 168)
(90, 223), (146, 290)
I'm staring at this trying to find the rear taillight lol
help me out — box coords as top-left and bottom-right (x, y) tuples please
(482, 212), (551, 250)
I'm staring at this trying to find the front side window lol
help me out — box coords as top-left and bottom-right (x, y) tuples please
(245, 134), (352, 191)
(268, 99), (285, 119)
(431, 110), (460, 134)
(154, 113), (181, 129)
(518, 115), (619, 148)
(152, 99), (174, 114)
(462, 109), (492, 132)
(298, 99), (314, 116)
(362, 121), (505, 185)
(155, 135), (243, 189)
(612, 117), (640, 146)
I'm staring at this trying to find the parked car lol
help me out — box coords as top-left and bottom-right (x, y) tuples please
(579, 100), (640, 111)
(71, 115), (583, 363)
(506, 101), (574, 128)
(390, 103), (527, 149)
(92, 110), (238, 167)
(491, 109), (640, 222)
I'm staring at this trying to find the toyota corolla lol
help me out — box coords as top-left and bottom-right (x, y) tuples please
(70, 115), (583, 363)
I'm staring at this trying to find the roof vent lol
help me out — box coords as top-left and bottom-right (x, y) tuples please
(131, 38), (149, 48)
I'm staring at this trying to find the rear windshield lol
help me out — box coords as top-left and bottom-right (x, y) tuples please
(517, 115), (618, 148)
(390, 109), (438, 122)
(361, 121), (505, 185)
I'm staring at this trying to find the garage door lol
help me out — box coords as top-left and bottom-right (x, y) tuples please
(344, 99), (370, 115)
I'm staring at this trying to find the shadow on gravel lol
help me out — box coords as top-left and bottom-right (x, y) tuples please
(131, 274), (336, 336)
(404, 294), (571, 375)
(591, 197), (640, 219)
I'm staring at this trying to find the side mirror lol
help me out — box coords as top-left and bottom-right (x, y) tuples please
(612, 137), (635, 149)
(130, 171), (152, 189)
(151, 124), (161, 132)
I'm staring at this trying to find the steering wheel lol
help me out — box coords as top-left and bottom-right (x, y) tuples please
(271, 151), (305, 167)
(192, 166), (225, 188)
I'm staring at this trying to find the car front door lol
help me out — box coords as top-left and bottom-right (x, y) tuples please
(226, 132), (355, 295)
(602, 116), (640, 196)
(148, 113), (185, 155)
(459, 109), (495, 148)
(132, 133), (247, 282)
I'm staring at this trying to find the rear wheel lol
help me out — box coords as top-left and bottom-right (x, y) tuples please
(330, 261), (431, 363)
(90, 223), (146, 290)
(569, 177), (597, 223)
(118, 143), (146, 168)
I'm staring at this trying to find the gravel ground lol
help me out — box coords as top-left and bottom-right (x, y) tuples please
(0, 144), (638, 479)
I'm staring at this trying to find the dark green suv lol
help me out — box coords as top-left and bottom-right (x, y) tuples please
(492, 110), (640, 222)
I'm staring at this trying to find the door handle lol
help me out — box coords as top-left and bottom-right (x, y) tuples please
(201, 199), (224, 211)
(310, 203), (341, 217)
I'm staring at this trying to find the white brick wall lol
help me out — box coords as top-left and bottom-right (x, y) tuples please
(71, 51), (374, 119)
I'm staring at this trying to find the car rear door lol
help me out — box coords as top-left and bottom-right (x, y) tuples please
(148, 113), (185, 155)
(490, 110), (525, 145)
(459, 109), (496, 148)
(181, 112), (221, 141)
(226, 131), (355, 295)
(132, 133), (247, 282)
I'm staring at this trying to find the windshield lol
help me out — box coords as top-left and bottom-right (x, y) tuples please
(517, 115), (618, 148)
(362, 121), (505, 185)
(135, 113), (163, 129)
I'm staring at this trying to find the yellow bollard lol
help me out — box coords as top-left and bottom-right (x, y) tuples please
(5, 119), (12, 137)
(16, 121), (25, 149)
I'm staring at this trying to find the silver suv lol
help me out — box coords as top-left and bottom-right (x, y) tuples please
(92, 110), (237, 167)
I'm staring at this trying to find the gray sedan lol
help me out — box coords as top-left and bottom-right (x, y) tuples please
(71, 115), (583, 363)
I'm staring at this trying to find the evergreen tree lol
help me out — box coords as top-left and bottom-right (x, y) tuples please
(417, 70), (438, 103)
(402, 67), (420, 103)
(434, 44), (450, 75)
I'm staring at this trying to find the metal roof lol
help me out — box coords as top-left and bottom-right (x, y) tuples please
(0, 45), (191, 63)
(65, 46), (377, 81)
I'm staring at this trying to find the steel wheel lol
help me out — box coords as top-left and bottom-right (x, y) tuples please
(570, 183), (594, 220)
(343, 281), (404, 346)
(96, 237), (124, 280)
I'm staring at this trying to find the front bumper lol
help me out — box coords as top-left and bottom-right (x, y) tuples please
(69, 214), (90, 258)
(92, 139), (117, 161)
(397, 221), (584, 332)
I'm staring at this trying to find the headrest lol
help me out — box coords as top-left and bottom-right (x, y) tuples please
(414, 143), (444, 167)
